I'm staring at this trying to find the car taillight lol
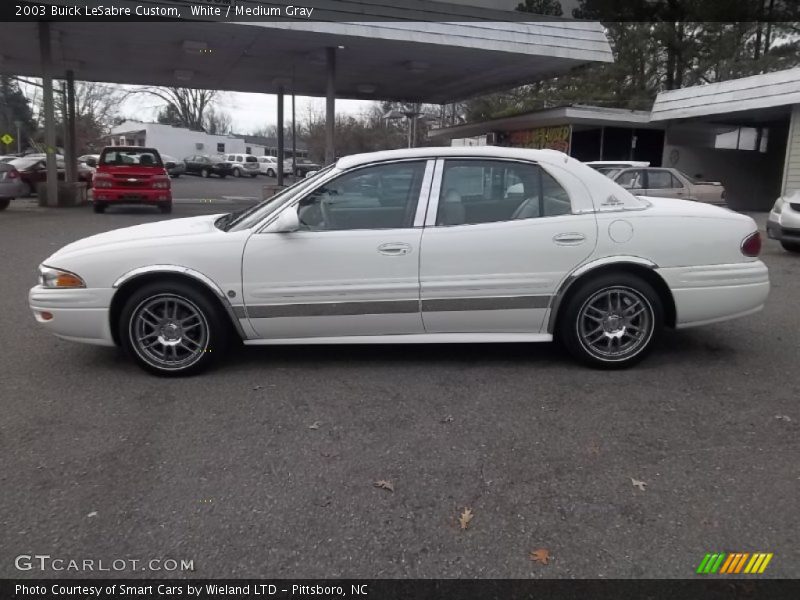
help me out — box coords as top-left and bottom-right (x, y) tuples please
(741, 231), (761, 257)
(152, 177), (170, 189)
(93, 175), (113, 188)
(8, 169), (19, 178)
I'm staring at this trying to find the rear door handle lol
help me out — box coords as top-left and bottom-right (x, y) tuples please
(378, 242), (412, 256)
(553, 232), (586, 245)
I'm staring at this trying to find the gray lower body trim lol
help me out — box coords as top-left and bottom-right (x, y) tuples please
(237, 295), (551, 319)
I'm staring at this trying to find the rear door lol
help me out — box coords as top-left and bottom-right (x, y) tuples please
(646, 169), (686, 199)
(419, 158), (597, 334)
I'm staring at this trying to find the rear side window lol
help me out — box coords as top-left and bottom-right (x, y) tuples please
(245, 156), (258, 163)
(436, 160), (571, 226)
(100, 149), (162, 166)
(648, 170), (678, 189)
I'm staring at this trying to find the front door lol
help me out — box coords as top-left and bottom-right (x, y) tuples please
(419, 158), (597, 334)
(646, 169), (686, 199)
(242, 160), (432, 339)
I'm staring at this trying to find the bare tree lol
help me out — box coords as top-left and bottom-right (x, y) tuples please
(203, 106), (232, 135)
(136, 87), (217, 131)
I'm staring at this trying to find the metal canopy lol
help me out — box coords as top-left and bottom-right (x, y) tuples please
(0, 16), (611, 103)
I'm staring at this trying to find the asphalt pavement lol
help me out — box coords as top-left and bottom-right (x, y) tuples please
(0, 203), (798, 579)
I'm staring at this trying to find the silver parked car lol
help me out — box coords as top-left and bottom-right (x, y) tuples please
(0, 162), (25, 210)
(767, 190), (800, 253)
(602, 167), (726, 205)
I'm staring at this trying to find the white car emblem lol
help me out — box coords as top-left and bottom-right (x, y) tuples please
(127, 178), (138, 182)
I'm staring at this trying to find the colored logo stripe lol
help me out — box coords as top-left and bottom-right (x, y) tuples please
(697, 552), (773, 574)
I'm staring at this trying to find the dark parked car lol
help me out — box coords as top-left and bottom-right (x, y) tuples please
(293, 157), (322, 178)
(161, 154), (186, 178)
(183, 154), (233, 178)
(9, 154), (93, 197)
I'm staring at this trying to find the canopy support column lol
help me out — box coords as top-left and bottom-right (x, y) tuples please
(277, 85), (284, 187)
(38, 22), (58, 206)
(325, 47), (336, 165)
(65, 70), (77, 184)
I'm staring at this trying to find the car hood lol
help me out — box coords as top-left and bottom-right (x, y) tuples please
(46, 214), (226, 263)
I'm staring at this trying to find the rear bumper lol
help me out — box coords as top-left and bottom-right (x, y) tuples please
(92, 189), (171, 204)
(657, 261), (770, 328)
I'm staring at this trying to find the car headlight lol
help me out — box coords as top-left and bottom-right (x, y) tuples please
(39, 266), (86, 288)
(772, 197), (784, 214)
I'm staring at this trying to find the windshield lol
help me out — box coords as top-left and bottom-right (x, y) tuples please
(220, 165), (336, 232)
(100, 148), (163, 167)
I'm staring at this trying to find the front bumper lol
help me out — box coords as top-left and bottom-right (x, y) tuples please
(92, 189), (171, 204)
(29, 285), (115, 346)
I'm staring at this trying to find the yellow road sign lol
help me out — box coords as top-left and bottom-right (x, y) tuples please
(1, 133), (14, 145)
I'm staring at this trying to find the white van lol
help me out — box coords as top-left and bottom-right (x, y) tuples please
(226, 154), (260, 178)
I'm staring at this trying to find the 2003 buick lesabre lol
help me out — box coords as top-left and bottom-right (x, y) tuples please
(29, 147), (770, 375)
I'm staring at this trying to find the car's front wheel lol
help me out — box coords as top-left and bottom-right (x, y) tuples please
(780, 241), (800, 253)
(200, 168), (210, 178)
(120, 281), (229, 376)
(0, 199), (10, 211)
(93, 203), (106, 214)
(266, 168), (275, 177)
(560, 274), (662, 369)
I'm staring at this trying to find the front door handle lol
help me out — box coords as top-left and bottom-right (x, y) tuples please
(553, 232), (586, 245)
(378, 242), (412, 256)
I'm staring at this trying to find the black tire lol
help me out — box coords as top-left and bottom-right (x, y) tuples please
(266, 168), (275, 177)
(250, 173), (258, 178)
(780, 241), (800, 253)
(93, 203), (106, 214)
(21, 182), (32, 197)
(172, 174), (181, 178)
(200, 168), (210, 178)
(559, 273), (663, 369)
(119, 281), (230, 376)
(0, 199), (10, 211)
(158, 203), (172, 214)
(233, 168), (242, 178)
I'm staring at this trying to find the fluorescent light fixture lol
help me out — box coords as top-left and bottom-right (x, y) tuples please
(357, 83), (376, 94)
(174, 69), (194, 82)
(182, 40), (208, 54)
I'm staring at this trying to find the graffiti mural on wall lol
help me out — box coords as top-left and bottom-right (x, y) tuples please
(501, 125), (571, 152)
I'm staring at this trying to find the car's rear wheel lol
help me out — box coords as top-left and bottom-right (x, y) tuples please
(780, 241), (800, 253)
(266, 168), (275, 177)
(120, 282), (229, 376)
(93, 203), (106, 214)
(233, 168), (241, 177)
(21, 182), (32, 197)
(0, 199), (10, 211)
(200, 168), (210, 178)
(560, 274), (662, 369)
(159, 203), (172, 214)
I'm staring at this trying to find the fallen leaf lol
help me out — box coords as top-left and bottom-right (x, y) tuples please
(308, 421), (322, 430)
(252, 385), (262, 391)
(441, 415), (454, 423)
(630, 477), (647, 491)
(87, 511), (98, 518)
(529, 548), (550, 565)
(774, 415), (792, 422)
(459, 507), (473, 530)
(373, 480), (394, 492)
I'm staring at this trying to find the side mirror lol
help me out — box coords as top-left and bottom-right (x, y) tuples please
(271, 206), (300, 233)
(86, 158), (97, 167)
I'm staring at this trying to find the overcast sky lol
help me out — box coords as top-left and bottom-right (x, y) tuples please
(118, 89), (375, 135)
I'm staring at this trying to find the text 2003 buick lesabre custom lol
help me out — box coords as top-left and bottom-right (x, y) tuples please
(29, 147), (769, 376)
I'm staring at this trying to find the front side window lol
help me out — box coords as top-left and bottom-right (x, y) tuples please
(296, 161), (426, 231)
(436, 160), (571, 226)
(615, 169), (644, 189)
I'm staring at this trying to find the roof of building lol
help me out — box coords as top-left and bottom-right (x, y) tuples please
(0, 1), (612, 103)
(429, 104), (658, 140)
(651, 68), (800, 121)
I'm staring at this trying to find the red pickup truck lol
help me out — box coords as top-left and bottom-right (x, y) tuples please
(91, 146), (172, 214)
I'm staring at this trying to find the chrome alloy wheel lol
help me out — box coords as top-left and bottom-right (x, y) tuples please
(576, 286), (654, 362)
(129, 294), (209, 371)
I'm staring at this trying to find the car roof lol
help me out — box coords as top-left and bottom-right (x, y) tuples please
(585, 160), (650, 167)
(336, 146), (572, 170)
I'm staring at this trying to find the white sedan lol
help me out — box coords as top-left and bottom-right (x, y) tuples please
(29, 147), (769, 376)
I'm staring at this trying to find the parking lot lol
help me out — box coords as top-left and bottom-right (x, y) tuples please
(169, 172), (289, 203)
(0, 202), (798, 579)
